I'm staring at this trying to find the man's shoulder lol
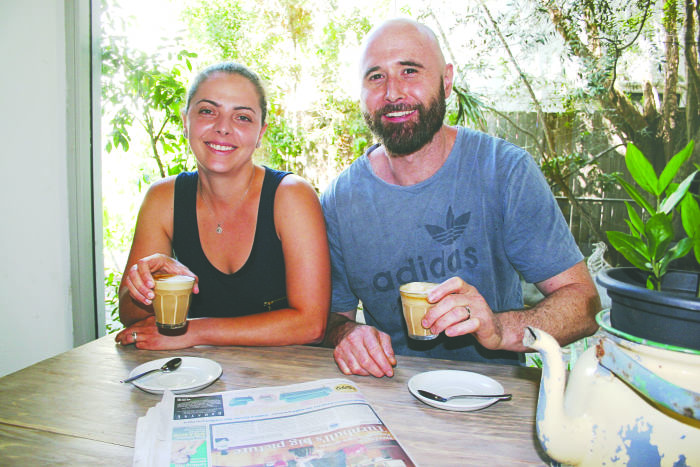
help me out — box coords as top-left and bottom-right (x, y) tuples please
(322, 154), (372, 200)
(453, 126), (535, 174)
(457, 126), (529, 154)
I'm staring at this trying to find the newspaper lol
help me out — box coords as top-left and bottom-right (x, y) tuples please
(134, 378), (417, 467)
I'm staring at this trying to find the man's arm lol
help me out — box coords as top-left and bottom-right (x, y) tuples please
(321, 310), (357, 347)
(496, 261), (601, 351)
(424, 261), (601, 352)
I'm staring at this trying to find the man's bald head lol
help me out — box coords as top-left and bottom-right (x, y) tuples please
(359, 18), (447, 78)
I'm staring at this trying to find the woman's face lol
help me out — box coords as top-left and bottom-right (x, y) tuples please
(182, 72), (267, 174)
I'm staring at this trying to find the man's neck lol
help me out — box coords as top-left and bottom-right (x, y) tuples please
(368, 125), (458, 186)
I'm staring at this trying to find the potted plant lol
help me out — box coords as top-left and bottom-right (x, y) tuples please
(596, 141), (700, 350)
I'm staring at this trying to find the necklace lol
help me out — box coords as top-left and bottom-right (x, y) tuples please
(199, 167), (255, 234)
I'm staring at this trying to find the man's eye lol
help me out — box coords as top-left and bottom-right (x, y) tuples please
(368, 73), (383, 81)
(198, 108), (214, 115)
(238, 115), (252, 122)
(404, 68), (418, 75)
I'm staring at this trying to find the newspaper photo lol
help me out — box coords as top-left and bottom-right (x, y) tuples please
(134, 378), (416, 467)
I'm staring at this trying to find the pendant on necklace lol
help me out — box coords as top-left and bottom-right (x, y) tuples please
(216, 224), (223, 234)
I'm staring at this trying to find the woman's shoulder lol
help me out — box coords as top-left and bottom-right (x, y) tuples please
(277, 171), (317, 195)
(272, 171), (321, 215)
(142, 175), (178, 208)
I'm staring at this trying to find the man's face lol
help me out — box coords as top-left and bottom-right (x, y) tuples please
(363, 80), (446, 156)
(359, 22), (452, 156)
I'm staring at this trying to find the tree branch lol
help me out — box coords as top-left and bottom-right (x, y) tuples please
(481, 1), (606, 243)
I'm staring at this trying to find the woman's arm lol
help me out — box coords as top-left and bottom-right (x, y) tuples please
(116, 174), (331, 349)
(118, 178), (185, 327)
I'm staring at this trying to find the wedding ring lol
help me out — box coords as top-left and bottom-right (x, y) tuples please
(465, 306), (471, 320)
(132, 331), (138, 342)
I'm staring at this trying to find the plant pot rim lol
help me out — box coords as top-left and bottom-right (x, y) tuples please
(596, 267), (700, 311)
(596, 310), (700, 355)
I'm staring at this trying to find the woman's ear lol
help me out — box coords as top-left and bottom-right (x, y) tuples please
(181, 111), (188, 139)
(256, 123), (268, 148)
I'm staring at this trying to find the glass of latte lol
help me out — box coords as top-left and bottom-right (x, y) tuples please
(152, 274), (195, 332)
(399, 282), (439, 340)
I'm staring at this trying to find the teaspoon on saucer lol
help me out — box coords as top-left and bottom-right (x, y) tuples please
(417, 389), (512, 403)
(121, 357), (182, 383)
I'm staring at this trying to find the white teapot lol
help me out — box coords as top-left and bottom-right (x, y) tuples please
(524, 311), (700, 466)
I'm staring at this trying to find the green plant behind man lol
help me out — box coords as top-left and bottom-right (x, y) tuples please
(606, 141), (699, 291)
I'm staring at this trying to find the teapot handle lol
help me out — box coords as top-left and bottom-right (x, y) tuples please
(597, 338), (700, 421)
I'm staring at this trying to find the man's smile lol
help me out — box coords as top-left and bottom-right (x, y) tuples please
(384, 109), (416, 119)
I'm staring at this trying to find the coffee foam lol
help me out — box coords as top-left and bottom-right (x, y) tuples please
(400, 282), (437, 295)
(154, 274), (195, 291)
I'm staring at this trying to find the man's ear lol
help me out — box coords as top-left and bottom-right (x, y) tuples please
(443, 63), (454, 99)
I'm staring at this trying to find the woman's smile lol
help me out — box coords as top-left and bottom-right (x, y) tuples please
(206, 141), (238, 153)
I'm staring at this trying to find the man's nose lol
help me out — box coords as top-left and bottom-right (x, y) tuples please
(384, 77), (405, 102)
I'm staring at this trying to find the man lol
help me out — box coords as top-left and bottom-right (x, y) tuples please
(321, 18), (600, 377)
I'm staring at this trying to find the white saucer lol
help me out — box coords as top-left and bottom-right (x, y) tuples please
(407, 370), (505, 411)
(128, 357), (222, 394)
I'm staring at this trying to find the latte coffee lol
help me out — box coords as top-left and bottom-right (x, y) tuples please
(153, 274), (195, 330)
(399, 282), (438, 340)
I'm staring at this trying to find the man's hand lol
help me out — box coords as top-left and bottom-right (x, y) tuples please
(331, 319), (397, 377)
(422, 276), (505, 350)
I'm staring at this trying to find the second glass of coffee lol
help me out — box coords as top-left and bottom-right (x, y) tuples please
(399, 282), (438, 340)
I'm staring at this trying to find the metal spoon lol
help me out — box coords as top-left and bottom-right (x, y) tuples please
(417, 389), (512, 403)
(121, 357), (182, 383)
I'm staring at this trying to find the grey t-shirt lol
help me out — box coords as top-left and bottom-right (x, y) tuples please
(321, 127), (583, 364)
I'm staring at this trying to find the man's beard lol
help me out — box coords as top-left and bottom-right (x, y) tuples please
(363, 83), (446, 156)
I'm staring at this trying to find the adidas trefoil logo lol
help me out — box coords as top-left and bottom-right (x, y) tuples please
(424, 206), (470, 246)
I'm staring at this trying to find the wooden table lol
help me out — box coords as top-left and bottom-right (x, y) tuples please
(0, 335), (549, 465)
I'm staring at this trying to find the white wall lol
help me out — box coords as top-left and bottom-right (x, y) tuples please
(0, 1), (75, 376)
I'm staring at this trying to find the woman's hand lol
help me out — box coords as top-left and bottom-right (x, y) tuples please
(125, 253), (199, 306)
(114, 315), (194, 350)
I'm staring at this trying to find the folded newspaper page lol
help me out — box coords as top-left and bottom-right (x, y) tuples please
(134, 378), (416, 467)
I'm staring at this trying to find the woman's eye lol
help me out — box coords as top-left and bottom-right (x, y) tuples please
(198, 108), (214, 115)
(238, 115), (253, 122)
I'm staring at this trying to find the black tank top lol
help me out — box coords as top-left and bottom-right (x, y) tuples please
(172, 167), (290, 317)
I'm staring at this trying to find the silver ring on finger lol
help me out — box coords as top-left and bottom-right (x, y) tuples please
(132, 331), (138, 342)
(465, 305), (471, 320)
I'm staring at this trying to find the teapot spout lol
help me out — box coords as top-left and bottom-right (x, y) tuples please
(524, 327), (589, 465)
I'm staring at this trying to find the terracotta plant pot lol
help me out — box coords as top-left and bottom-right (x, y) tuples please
(596, 267), (700, 351)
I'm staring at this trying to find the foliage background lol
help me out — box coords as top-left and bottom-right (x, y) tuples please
(102, 0), (700, 331)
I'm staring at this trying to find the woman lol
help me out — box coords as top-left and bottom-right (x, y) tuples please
(114, 62), (330, 350)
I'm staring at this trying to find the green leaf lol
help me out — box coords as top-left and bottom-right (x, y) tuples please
(658, 237), (694, 277)
(617, 175), (656, 214)
(660, 170), (697, 214)
(680, 179), (700, 238)
(646, 276), (655, 290)
(659, 140), (694, 193)
(624, 219), (641, 237)
(625, 142), (659, 196)
(624, 201), (644, 235)
(644, 213), (674, 261)
(606, 231), (652, 271)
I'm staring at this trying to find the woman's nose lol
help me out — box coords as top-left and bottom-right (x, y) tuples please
(215, 117), (231, 135)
